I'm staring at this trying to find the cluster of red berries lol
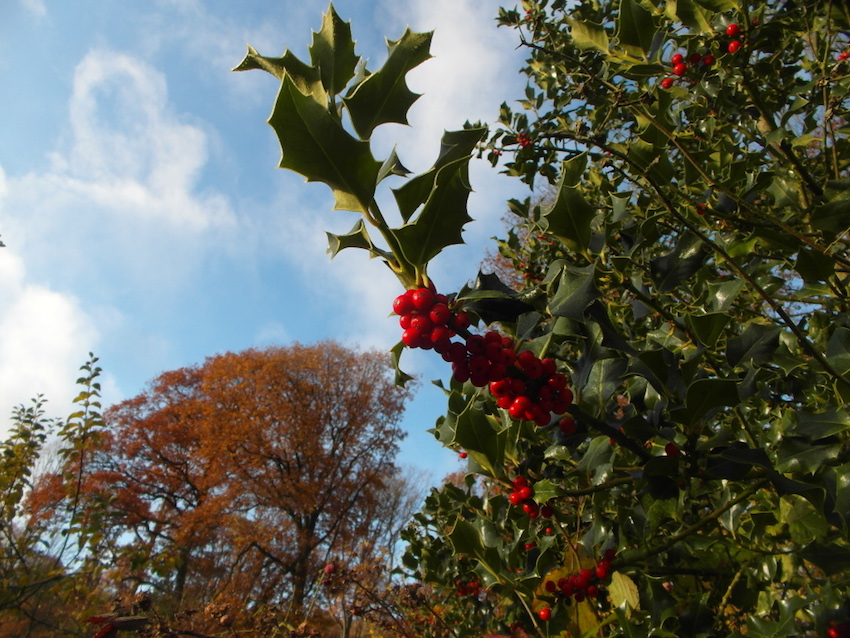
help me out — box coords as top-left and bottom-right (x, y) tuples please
(659, 23), (742, 90)
(542, 549), (616, 605)
(516, 132), (533, 148)
(488, 346), (573, 425)
(455, 578), (481, 597)
(394, 289), (573, 424)
(394, 287), (470, 352)
(507, 476), (554, 519)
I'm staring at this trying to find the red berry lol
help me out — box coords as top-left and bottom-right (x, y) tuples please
(490, 378), (511, 397)
(702, 54), (715, 66)
(488, 363), (508, 383)
(547, 373), (568, 392)
(537, 607), (551, 621)
(452, 361), (470, 383)
(429, 303), (451, 325)
(559, 417), (576, 435)
(517, 485), (534, 500)
(508, 491), (525, 506)
(393, 291), (414, 316)
(596, 562), (610, 580)
(512, 476), (528, 489)
(509, 396), (532, 419)
(522, 501), (540, 517)
(671, 52), (684, 65)
(727, 39), (741, 53)
(541, 358), (557, 376)
(466, 334), (486, 355)
(468, 354), (490, 377)
(430, 325), (452, 345)
(544, 580), (557, 593)
(501, 348), (517, 366)
(665, 442), (681, 457)
(484, 341), (505, 363)
(411, 288), (435, 311)
(673, 62), (687, 76)
(540, 504), (554, 518)
(410, 314), (432, 333)
(445, 341), (467, 363)
(452, 311), (471, 331)
(524, 542), (536, 550)
(586, 585), (599, 598)
(402, 328), (421, 348)
(603, 548), (616, 562)
(660, 77), (675, 90)
(459, 451), (468, 459)
(839, 51), (850, 61)
(726, 23), (740, 37)
(689, 52), (702, 64)
(324, 563), (337, 575)
(399, 314), (413, 330)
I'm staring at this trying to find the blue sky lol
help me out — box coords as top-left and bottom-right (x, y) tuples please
(0, 0), (529, 480)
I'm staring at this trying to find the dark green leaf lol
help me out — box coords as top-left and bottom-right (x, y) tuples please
(616, 0), (656, 56)
(392, 127), (486, 222)
(542, 155), (597, 251)
(726, 324), (781, 367)
(795, 248), (835, 284)
(326, 219), (375, 258)
(233, 47), (326, 102)
(344, 29), (432, 138)
(789, 409), (850, 441)
(685, 378), (739, 425)
(686, 313), (731, 348)
(567, 18), (610, 52)
(549, 265), (601, 319)
(393, 156), (474, 269)
(269, 74), (381, 213)
(776, 437), (842, 474)
(797, 542), (850, 576)
(309, 3), (358, 96)
(650, 233), (709, 293)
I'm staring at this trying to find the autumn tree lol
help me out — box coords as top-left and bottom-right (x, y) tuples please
(0, 356), (110, 638)
(71, 342), (413, 628)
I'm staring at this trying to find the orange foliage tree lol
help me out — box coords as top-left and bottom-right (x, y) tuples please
(44, 342), (413, 627)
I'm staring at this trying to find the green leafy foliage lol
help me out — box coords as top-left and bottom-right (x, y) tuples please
(249, 1), (850, 636)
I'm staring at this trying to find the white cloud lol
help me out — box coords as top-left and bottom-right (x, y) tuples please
(59, 50), (234, 231)
(0, 247), (101, 421)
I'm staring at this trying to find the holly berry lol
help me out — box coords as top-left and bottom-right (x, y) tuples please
(537, 607), (551, 621)
(670, 52), (684, 65)
(702, 54), (715, 66)
(839, 51), (850, 61)
(726, 23), (740, 37)
(727, 39), (741, 53)
(660, 77), (675, 90)
(672, 62), (687, 76)
(665, 442), (682, 457)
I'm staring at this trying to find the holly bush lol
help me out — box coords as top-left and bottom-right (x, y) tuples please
(240, 0), (850, 635)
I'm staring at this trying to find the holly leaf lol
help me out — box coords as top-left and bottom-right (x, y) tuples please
(268, 74), (382, 213)
(344, 29), (433, 138)
(685, 378), (739, 425)
(393, 127), (486, 222)
(309, 3), (358, 96)
(650, 232), (709, 292)
(392, 155), (475, 269)
(542, 154), (596, 252)
(326, 219), (382, 258)
(233, 47), (327, 103)
(616, 0), (656, 57)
